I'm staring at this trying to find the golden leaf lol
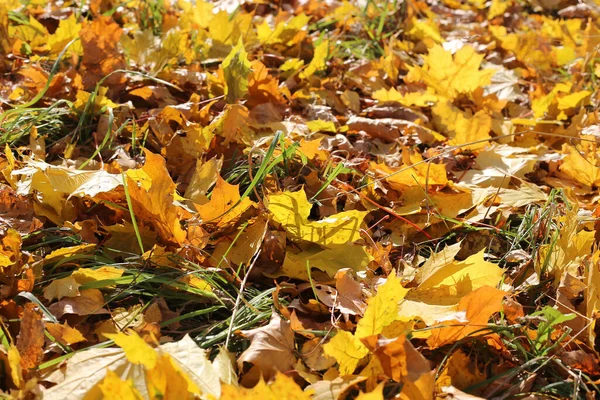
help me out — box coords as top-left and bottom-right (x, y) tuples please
(125, 150), (190, 245)
(221, 372), (312, 400)
(323, 330), (369, 375)
(267, 188), (368, 245)
(405, 44), (495, 99)
(195, 176), (253, 227)
(222, 39), (252, 104)
(407, 250), (504, 305)
(355, 270), (409, 339)
(426, 286), (506, 348)
(46, 322), (87, 346)
(300, 39), (329, 79)
(105, 330), (157, 369)
(97, 370), (144, 400)
(560, 145), (600, 187)
(369, 149), (448, 191)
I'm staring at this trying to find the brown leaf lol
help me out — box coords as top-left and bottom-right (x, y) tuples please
(361, 335), (431, 383)
(79, 16), (126, 90)
(237, 312), (296, 381)
(17, 304), (45, 370)
(49, 289), (110, 318)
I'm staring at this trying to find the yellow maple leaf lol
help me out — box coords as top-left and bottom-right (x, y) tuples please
(74, 86), (118, 113)
(105, 331), (157, 369)
(437, 350), (487, 391)
(46, 322), (87, 346)
(47, 14), (83, 56)
(432, 101), (491, 150)
(323, 330), (369, 375)
(369, 149), (448, 191)
(195, 176), (253, 227)
(405, 44), (495, 99)
(272, 242), (371, 280)
(125, 150), (190, 245)
(43, 243), (96, 265)
(407, 250), (504, 305)
(560, 144), (600, 187)
(146, 354), (199, 399)
(222, 39), (252, 104)
(221, 372), (312, 399)
(372, 87), (438, 107)
(98, 370), (144, 400)
(267, 188), (368, 246)
(355, 383), (385, 400)
(300, 39), (329, 79)
(0, 229), (21, 270)
(257, 13), (310, 46)
(355, 270), (410, 338)
(71, 266), (124, 286)
(532, 83), (590, 120)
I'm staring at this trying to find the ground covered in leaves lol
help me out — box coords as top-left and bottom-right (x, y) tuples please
(2, 0), (600, 398)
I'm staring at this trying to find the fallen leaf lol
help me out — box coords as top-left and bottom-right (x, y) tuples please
(268, 188), (368, 245)
(274, 242), (371, 280)
(43, 275), (81, 301)
(97, 369), (144, 400)
(105, 330), (158, 369)
(221, 372), (312, 399)
(49, 288), (109, 318)
(427, 286), (507, 348)
(237, 312), (296, 380)
(222, 39), (251, 103)
(355, 270), (409, 338)
(17, 303), (45, 370)
(407, 250), (504, 305)
(323, 330), (369, 375)
(125, 150), (190, 245)
(196, 176), (253, 227)
(405, 44), (495, 99)
(46, 322), (87, 346)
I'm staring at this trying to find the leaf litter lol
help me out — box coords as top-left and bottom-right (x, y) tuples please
(1, 0), (600, 398)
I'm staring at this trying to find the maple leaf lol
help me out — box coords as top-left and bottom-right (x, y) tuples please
(323, 330), (369, 375)
(222, 39), (252, 104)
(195, 176), (253, 227)
(47, 14), (83, 56)
(406, 250), (505, 305)
(267, 188), (368, 246)
(432, 101), (491, 150)
(46, 322), (87, 346)
(560, 144), (600, 187)
(97, 370), (144, 400)
(405, 44), (495, 99)
(300, 39), (330, 79)
(237, 312), (296, 381)
(125, 150), (191, 245)
(0, 229), (21, 271)
(221, 372), (312, 400)
(79, 16), (126, 89)
(43, 335), (223, 399)
(272, 242), (371, 280)
(426, 286), (507, 348)
(355, 270), (409, 338)
(369, 149), (448, 191)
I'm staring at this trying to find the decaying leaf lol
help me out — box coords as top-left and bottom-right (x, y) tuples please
(237, 312), (296, 380)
